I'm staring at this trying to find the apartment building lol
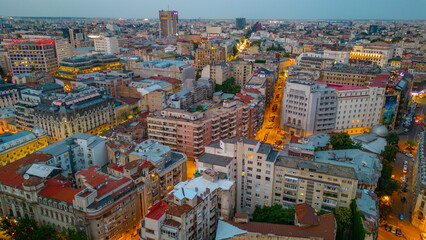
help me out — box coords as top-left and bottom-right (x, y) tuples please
(140, 169), (233, 240)
(314, 149), (382, 190)
(6, 39), (57, 76)
(412, 131), (426, 231)
(34, 86), (115, 141)
(229, 59), (253, 87)
(195, 47), (226, 69)
(147, 99), (264, 159)
(349, 42), (398, 67)
(57, 53), (122, 80)
(320, 83), (386, 135)
(0, 82), (19, 108)
(94, 35), (119, 54)
(245, 68), (274, 105)
(54, 37), (73, 63)
(195, 138), (279, 215)
(320, 64), (382, 86)
(201, 63), (230, 85)
(273, 154), (358, 212)
(38, 133), (108, 175)
(0, 153), (140, 240)
(0, 128), (48, 165)
(298, 57), (333, 70)
(0, 106), (17, 134)
(132, 60), (195, 81)
(78, 72), (132, 98)
(159, 10), (178, 38)
(280, 80), (337, 137)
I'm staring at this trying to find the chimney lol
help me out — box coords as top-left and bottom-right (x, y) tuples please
(206, 188), (210, 194)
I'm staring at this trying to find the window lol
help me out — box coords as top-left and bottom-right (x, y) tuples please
(265, 177), (270, 181)
(257, 169), (261, 173)
(248, 154), (254, 158)
(266, 164), (271, 168)
(257, 162), (262, 166)
(257, 156), (262, 160)
(256, 175), (261, 179)
(266, 170), (271, 175)
(248, 161), (253, 165)
(248, 148), (254, 152)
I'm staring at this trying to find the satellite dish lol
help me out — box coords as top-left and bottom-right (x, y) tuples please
(23, 174), (30, 180)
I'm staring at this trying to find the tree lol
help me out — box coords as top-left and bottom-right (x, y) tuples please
(391, 37), (403, 43)
(0, 217), (87, 240)
(386, 132), (399, 145)
(195, 105), (203, 111)
(351, 199), (368, 240)
(232, 45), (238, 56)
(375, 163), (400, 198)
(222, 77), (240, 94)
(252, 204), (295, 225)
(381, 145), (397, 164)
(193, 43), (199, 51)
(61, 226), (88, 240)
(283, 53), (290, 58)
(334, 207), (352, 240)
(215, 84), (222, 92)
(330, 133), (362, 150)
(406, 141), (417, 153)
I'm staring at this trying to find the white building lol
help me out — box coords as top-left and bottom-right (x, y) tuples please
(196, 138), (279, 215)
(54, 38), (73, 63)
(324, 83), (386, 135)
(280, 80), (337, 137)
(38, 133), (108, 174)
(94, 36), (119, 54)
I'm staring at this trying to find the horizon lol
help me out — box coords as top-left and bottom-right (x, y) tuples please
(0, 0), (424, 21)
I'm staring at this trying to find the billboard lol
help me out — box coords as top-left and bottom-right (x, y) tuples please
(382, 95), (398, 125)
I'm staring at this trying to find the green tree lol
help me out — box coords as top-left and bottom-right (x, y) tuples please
(222, 77), (240, 94)
(61, 226), (88, 240)
(283, 53), (290, 58)
(330, 133), (362, 150)
(334, 207), (352, 240)
(252, 204), (295, 225)
(386, 132), (399, 145)
(351, 199), (367, 240)
(381, 145), (397, 164)
(406, 141), (417, 153)
(232, 45), (238, 56)
(375, 163), (400, 198)
(196, 105), (203, 111)
(391, 37), (403, 43)
(193, 43), (199, 51)
(215, 84), (222, 92)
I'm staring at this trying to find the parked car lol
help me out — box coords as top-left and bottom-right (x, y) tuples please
(396, 228), (402, 236)
(399, 214), (404, 220)
(385, 224), (390, 231)
(391, 227), (397, 234)
(407, 153), (413, 158)
(401, 196), (406, 203)
(421, 232), (426, 240)
(403, 165), (408, 173)
(402, 186), (408, 192)
(404, 160), (408, 165)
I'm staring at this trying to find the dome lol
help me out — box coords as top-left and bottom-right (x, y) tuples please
(370, 124), (388, 137)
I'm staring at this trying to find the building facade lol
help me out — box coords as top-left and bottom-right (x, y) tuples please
(33, 87), (116, 141)
(159, 10), (178, 38)
(6, 39), (57, 76)
(280, 80), (337, 137)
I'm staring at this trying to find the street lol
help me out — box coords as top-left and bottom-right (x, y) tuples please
(379, 100), (425, 240)
(255, 72), (287, 145)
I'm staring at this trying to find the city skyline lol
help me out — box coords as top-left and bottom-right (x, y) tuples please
(0, 0), (425, 20)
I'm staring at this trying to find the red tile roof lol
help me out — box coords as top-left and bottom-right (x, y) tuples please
(38, 178), (80, 204)
(145, 201), (168, 220)
(235, 93), (255, 103)
(226, 213), (336, 240)
(369, 75), (388, 88)
(242, 88), (262, 95)
(76, 166), (133, 199)
(295, 203), (320, 226)
(0, 153), (53, 189)
(321, 82), (368, 91)
(290, 136), (300, 143)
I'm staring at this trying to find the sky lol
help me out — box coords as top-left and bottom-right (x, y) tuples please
(0, 0), (425, 20)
